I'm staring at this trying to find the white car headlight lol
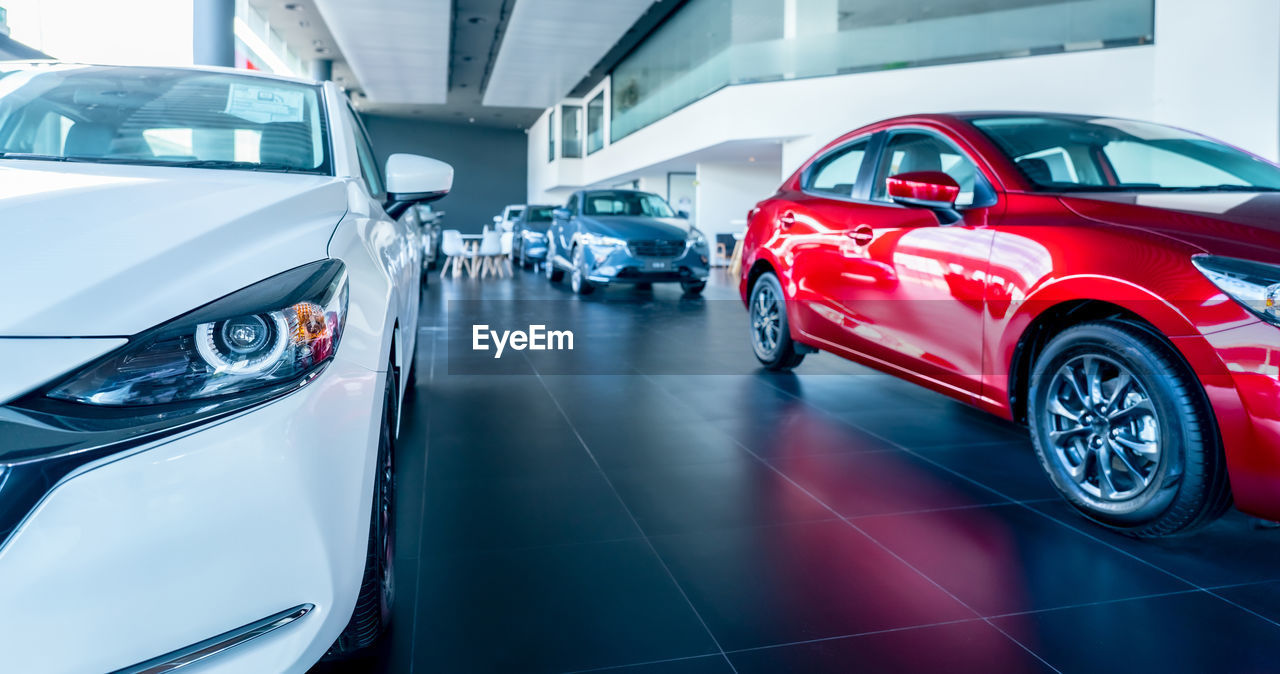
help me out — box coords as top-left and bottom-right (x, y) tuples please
(688, 228), (707, 246)
(47, 260), (348, 406)
(1193, 255), (1280, 325)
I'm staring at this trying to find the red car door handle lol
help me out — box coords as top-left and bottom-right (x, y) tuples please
(848, 226), (874, 246)
(778, 211), (797, 228)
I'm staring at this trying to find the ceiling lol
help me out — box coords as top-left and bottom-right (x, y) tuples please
(482, 0), (656, 108)
(312, 0), (451, 104)
(246, 0), (356, 90)
(364, 0), (547, 129)
(257, 0), (665, 129)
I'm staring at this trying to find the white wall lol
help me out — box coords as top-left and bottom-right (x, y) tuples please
(1151, 0), (1280, 160)
(530, 45), (1160, 198)
(527, 0), (1280, 200)
(695, 161), (783, 242)
(4, 0), (194, 66)
(527, 110), (555, 202)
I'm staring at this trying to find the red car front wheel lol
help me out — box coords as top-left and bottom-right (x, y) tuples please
(1028, 320), (1232, 537)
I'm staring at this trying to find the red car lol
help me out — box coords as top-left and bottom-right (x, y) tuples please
(740, 112), (1280, 537)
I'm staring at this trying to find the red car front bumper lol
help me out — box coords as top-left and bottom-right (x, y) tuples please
(1181, 321), (1280, 521)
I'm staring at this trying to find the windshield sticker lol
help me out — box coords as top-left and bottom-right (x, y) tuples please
(225, 83), (305, 124)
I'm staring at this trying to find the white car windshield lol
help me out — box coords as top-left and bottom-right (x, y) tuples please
(0, 64), (330, 174)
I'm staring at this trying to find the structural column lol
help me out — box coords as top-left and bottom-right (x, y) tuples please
(193, 0), (235, 67)
(310, 59), (334, 82)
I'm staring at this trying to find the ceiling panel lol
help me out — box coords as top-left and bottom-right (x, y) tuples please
(313, 0), (451, 104)
(483, 0), (655, 108)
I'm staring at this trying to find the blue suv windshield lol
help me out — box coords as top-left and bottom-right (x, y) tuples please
(582, 191), (676, 217)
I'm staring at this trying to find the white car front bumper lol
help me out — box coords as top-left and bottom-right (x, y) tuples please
(0, 358), (386, 674)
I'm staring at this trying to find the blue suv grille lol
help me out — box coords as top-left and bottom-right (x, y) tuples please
(628, 239), (687, 258)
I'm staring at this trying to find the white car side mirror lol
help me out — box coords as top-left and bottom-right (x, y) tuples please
(384, 153), (453, 218)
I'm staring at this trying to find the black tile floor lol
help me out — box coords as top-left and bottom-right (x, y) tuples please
(314, 268), (1280, 674)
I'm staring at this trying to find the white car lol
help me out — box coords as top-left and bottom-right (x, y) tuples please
(494, 203), (524, 232)
(0, 63), (451, 672)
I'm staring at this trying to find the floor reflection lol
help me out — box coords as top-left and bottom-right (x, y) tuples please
(316, 269), (1280, 674)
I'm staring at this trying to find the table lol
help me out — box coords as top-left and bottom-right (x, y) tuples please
(460, 234), (482, 278)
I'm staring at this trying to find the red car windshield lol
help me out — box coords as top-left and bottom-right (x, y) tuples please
(971, 116), (1280, 192)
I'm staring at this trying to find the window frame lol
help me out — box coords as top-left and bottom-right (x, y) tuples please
(800, 134), (878, 202)
(560, 104), (583, 159)
(585, 91), (607, 156)
(547, 108), (557, 163)
(345, 102), (385, 199)
(866, 126), (1000, 210)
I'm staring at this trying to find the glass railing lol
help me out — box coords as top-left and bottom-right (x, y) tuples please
(610, 0), (1154, 143)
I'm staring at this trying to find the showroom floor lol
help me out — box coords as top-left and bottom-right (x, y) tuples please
(316, 268), (1280, 674)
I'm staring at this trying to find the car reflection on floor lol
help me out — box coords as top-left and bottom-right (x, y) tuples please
(315, 270), (1280, 674)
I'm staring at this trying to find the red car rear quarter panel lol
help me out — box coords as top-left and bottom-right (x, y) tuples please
(740, 198), (791, 303)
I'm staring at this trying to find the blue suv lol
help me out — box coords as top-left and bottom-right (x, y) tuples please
(545, 189), (711, 295)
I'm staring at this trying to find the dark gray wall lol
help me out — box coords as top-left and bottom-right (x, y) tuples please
(363, 115), (527, 234)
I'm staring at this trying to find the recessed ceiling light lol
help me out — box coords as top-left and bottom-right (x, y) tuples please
(748, 156), (756, 162)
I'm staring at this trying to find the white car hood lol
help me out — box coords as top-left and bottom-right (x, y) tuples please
(0, 161), (349, 337)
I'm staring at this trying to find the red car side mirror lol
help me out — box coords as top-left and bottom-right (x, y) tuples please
(886, 171), (961, 210)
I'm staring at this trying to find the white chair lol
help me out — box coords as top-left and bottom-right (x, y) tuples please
(439, 229), (474, 279)
(499, 231), (514, 275)
(477, 230), (504, 278)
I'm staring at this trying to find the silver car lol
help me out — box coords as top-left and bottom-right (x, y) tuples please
(545, 189), (711, 295)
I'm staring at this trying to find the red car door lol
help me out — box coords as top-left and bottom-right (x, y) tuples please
(802, 129), (1001, 399)
(780, 136), (893, 349)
